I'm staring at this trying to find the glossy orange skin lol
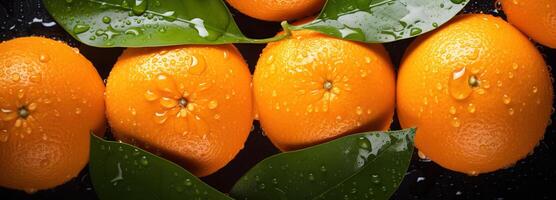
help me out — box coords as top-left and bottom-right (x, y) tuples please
(254, 30), (396, 151)
(226, 0), (325, 21)
(105, 45), (253, 177)
(397, 14), (553, 175)
(501, 0), (556, 48)
(0, 37), (106, 192)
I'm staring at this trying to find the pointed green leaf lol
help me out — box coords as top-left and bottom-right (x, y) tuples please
(89, 133), (232, 200)
(230, 129), (416, 200)
(298, 0), (469, 43)
(43, 0), (284, 47)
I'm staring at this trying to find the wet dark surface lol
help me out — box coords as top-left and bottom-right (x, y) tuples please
(0, 0), (555, 199)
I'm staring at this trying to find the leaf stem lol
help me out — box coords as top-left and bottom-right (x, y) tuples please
(246, 21), (293, 44)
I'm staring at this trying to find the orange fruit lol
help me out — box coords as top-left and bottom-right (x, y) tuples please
(397, 14), (553, 175)
(0, 37), (106, 192)
(253, 29), (396, 151)
(500, 0), (556, 48)
(105, 45), (253, 177)
(226, 0), (325, 21)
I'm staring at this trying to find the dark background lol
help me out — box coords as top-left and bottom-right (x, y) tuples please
(0, 0), (555, 199)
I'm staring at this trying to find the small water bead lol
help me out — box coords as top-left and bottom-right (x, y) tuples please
(467, 103), (476, 113)
(144, 90), (159, 101)
(39, 54), (49, 63)
(508, 108), (515, 115)
(160, 97), (178, 108)
(188, 55), (207, 75)
(449, 106), (457, 115)
(502, 94), (512, 105)
(208, 100), (218, 110)
(355, 106), (363, 115)
(154, 111), (168, 124)
(512, 63), (519, 70)
(532, 86), (538, 94)
(451, 117), (461, 128)
(132, 0), (148, 16)
(102, 16), (111, 24)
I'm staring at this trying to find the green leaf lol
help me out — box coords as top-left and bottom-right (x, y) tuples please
(298, 0), (469, 43)
(229, 129), (416, 200)
(43, 0), (286, 47)
(89, 133), (232, 200)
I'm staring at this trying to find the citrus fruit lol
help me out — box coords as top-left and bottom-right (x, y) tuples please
(226, 0), (325, 21)
(253, 29), (396, 151)
(0, 37), (106, 192)
(397, 14), (553, 175)
(500, 0), (556, 48)
(105, 45), (253, 177)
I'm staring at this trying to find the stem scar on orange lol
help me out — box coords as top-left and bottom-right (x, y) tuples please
(0, 37), (106, 192)
(105, 45), (253, 177)
(254, 29), (396, 151)
(397, 14), (553, 175)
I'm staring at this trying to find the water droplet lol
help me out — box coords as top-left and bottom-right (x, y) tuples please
(508, 108), (515, 115)
(184, 179), (192, 186)
(208, 100), (218, 110)
(410, 28), (422, 36)
(355, 106), (363, 115)
(154, 111), (168, 124)
(75, 108), (82, 115)
(102, 16), (111, 24)
(358, 137), (371, 150)
(188, 55), (207, 75)
(512, 63), (519, 70)
(160, 97), (178, 108)
(144, 90), (159, 101)
(449, 67), (473, 100)
(132, 0), (148, 16)
(139, 156), (149, 165)
(451, 117), (461, 127)
(467, 103), (476, 113)
(364, 57), (373, 64)
(308, 173), (315, 181)
(532, 86), (538, 94)
(73, 24), (90, 34)
(39, 54), (49, 63)
(449, 106), (457, 115)
(503, 94), (511, 105)
(258, 183), (266, 190)
(370, 174), (380, 184)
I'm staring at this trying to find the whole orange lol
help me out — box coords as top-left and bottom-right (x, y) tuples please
(105, 45), (253, 177)
(397, 14), (553, 175)
(226, 0), (325, 21)
(0, 37), (106, 192)
(253, 29), (396, 151)
(500, 0), (556, 48)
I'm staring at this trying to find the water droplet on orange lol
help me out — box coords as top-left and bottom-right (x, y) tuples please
(451, 117), (461, 127)
(449, 67), (473, 100)
(467, 103), (476, 113)
(154, 111), (168, 124)
(160, 97), (178, 108)
(208, 100), (218, 110)
(502, 94), (511, 105)
(188, 55), (207, 75)
(144, 90), (159, 101)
